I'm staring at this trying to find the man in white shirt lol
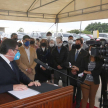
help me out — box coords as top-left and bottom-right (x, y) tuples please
(0, 39), (40, 93)
(65, 35), (75, 51)
(80, 37), (88, 50)
(16, 35), (37, 81)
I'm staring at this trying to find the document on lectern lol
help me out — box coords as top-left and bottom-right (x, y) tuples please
(8, 88), (40, 99)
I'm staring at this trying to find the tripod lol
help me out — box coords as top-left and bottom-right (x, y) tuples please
(99, 69), (108, 108)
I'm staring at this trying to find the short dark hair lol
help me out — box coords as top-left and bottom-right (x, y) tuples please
(68, 35), (73, 38)
(11, 33), (17, 38)
(56, 36), (62, 41)
(0, 39), (18, 54)
(46, 32), (52, 36)
(76, 38), (83, 44)
(36, 38), (40, 42)
(23, 35), (30, 40)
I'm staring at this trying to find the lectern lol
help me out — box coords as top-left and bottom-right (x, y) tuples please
(0, 85), (73, 108)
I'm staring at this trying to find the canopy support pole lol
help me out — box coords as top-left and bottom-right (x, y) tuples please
(55, 15), (59, 37)
(80, 21), (82, 34)
(56, 23), (58, 37)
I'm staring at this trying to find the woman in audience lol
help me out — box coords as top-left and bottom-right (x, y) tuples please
(30, 38), (35, 48)
(35, 39), (51, 83)
(35, 38), (40, 50)
(72, 45), (103, 108)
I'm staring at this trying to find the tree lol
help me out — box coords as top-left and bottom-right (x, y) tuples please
(85, 22), (108, 33)
(67, 29), (80, 34)
(82, 30), (91, 34)
(17, 28), (24, 32)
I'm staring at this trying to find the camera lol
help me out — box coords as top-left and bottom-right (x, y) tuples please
(86, 39), (108, 71)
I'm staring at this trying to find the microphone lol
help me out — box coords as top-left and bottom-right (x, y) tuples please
(34, 59), (52, 70)
(34, 59), (90, 86)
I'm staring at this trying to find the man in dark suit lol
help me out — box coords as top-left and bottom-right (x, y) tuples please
(68, 38), (88, 108)
(52, 37), (68, 86)
(65, 35), (75, 51)
(65, 35), (75, 85)
(0, 39), (41, 94)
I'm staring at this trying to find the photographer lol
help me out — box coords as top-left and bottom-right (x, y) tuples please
(72, 45), (103, 108)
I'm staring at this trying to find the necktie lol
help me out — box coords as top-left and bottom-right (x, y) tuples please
(75, 50), (79, 61)
(10, 62), (16, 74)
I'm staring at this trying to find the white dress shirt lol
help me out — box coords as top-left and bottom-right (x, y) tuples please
(75, 48), (81, 55)
(0, 54), (12, 69)
(24, 46), (30, 62)
(68, 44), (73, 51)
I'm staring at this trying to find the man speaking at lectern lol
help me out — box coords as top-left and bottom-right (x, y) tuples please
(0, 39), (41, 94)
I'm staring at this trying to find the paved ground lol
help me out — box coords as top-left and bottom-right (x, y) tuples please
(58, 80), (102, 108)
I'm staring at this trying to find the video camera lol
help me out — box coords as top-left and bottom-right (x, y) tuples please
(86, 39), (108, 71)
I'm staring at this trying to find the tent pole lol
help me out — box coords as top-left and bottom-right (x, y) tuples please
(56, 23), (58, 37)
(80, 21), (82, 34)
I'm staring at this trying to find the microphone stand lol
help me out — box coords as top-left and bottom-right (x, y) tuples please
(35, 59), (90, 86)
(48, 66), (90, 86)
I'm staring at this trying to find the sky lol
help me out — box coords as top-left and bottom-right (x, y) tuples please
(0, 18), (108, 33)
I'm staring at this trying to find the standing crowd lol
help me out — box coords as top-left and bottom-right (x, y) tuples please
(0, 32), (104, 108)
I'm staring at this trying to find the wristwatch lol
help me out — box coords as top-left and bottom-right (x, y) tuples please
(26, 69), (28, 71)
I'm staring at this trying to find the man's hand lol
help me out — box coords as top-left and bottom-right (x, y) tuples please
(57, 65), (62, 69)
(72, 66), (79, 71)
(27, 68), (33, 74)
(28, 81), (41, 86)
(41, 66), (46, 70)
(13, 84), (28, 91)
(71, 70), (77, 75)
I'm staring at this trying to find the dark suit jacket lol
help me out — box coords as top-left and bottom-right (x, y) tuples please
(0, 57), (32, 93)
(52, 46), (68, 69)
(79, 55), (103, 84)
(68, 49), (88, 86)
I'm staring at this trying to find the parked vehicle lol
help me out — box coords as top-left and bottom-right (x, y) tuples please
(97, 33), (108, 42)
(71, 33), (81, 40)
(17, 32), (27, 40)
(0, 31), (4, 36)
(39, 32), (56, 41)
(62, 33), (72, 42)
(78, 34), (91, 42)
(53, 32), (63, 37)
(86, 34), (93, 39)
(29, 32), (41, 39)
(40, 32), (47, 39)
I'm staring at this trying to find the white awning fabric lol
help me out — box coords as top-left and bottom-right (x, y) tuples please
(0, 0), (108, 23)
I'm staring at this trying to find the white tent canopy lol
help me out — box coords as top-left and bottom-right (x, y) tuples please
(0, 0), (108, 23)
